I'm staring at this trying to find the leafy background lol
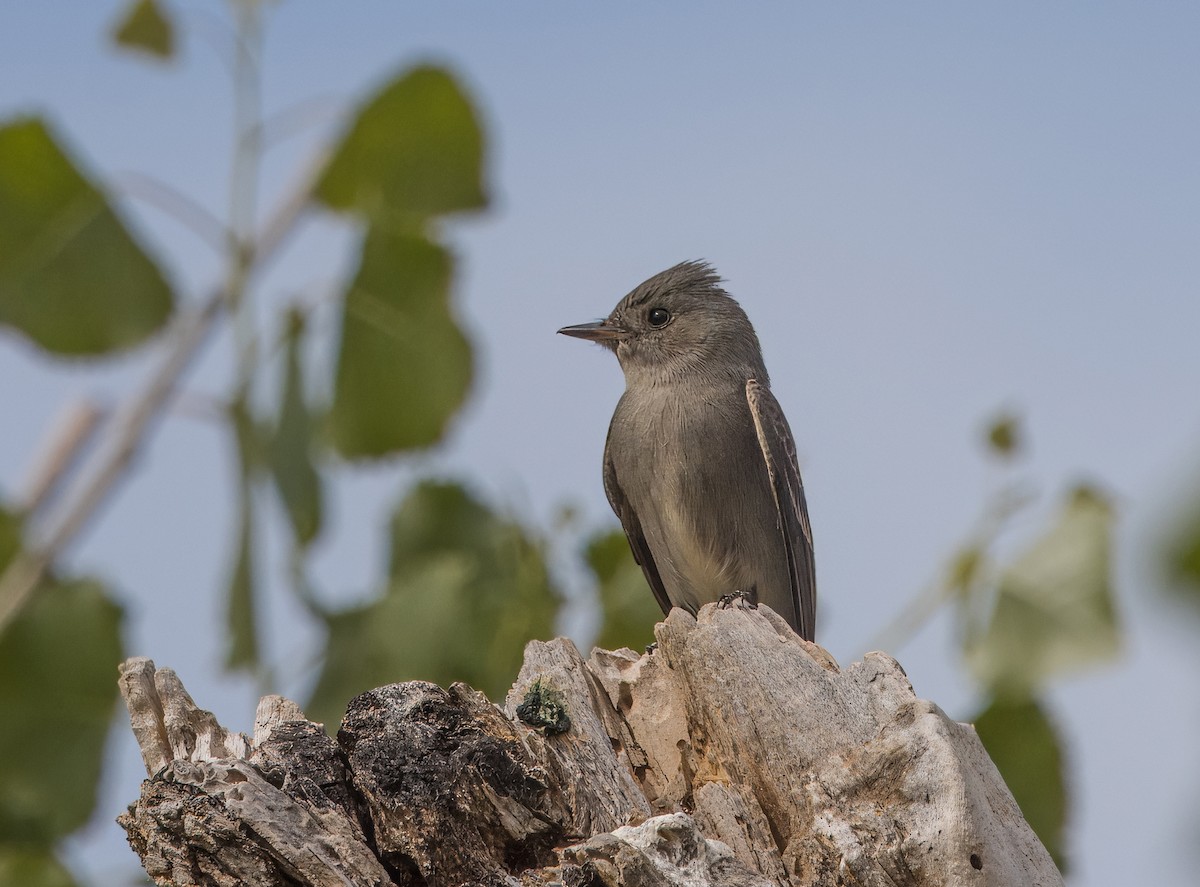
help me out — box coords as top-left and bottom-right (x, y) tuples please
(1, 3), (1199, 885)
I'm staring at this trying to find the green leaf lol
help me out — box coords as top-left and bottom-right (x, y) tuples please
(972, 695), (1067, 872)
(307, 481), (559, 727)
(586, 529), (663, 652)
(316, 65), (487, 221)
(0, 118), (174, 356)
(1167, 508), (1200, 586)
(1163, 488), (1200, 614)
(0, 508), (21, 570)
(984, 412), (1022, 458)
(268, 311), (323, 547)
(111, 0), (175, 60)
(0, 847), (77, 887)
(946, 544), (986, 597)
(965, 485), (1120, 695)
(223, 398), (260, 671)
(327, 230), (472, 458)
(386, 478), (497, 574)
(0, 579), (123, 845)
(224, 502), (257, 671)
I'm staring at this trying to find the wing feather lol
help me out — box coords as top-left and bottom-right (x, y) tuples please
(746, 379), (817, 640)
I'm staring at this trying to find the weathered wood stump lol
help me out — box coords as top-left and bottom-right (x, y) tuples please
(117, 601), (1062, 886)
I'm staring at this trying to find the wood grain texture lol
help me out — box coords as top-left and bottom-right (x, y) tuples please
(118, 604), (1061, 886)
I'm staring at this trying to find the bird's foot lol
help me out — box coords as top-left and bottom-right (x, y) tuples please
(718, 590), (757, 610)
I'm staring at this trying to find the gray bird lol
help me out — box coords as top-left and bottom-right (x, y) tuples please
(558, 261), (816, 640)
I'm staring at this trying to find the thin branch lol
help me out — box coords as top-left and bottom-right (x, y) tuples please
(0, 170), (313, 633)
(863, 480), (1037, 655)
(180, 6), (238, 79)
(18, 399), (109, 520)
(115, 172), (231, 254)
(256, 95), (345, 151)
(0, 294), (222, 632)
(866, 576), (964, 656)
(225, 2), (267, 518)
(169, 390), (228, 425)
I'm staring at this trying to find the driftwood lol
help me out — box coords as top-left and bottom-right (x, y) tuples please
(117, 601), (1062, 886)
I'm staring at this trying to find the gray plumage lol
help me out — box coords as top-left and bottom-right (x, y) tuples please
(558, 261), (816, 640)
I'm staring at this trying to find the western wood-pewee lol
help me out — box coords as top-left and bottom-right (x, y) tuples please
(559, 261), (816, 640)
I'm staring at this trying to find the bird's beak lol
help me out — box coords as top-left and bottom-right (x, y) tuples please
(557, 320), (629, 342)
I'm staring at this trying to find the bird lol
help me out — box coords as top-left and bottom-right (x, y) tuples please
(558, 261), (816, 640)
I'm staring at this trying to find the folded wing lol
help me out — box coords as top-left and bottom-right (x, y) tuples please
(746, 378), (817, 640)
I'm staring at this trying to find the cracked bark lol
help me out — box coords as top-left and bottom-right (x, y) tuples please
(118, 601), (1062, 886)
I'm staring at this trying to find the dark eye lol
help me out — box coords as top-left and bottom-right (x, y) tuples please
(648, 307), (671, 328)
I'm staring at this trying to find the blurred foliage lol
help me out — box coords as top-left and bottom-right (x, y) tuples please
(327, 230), (473, 457)
(965, 485), (1119, 695)
(984, 412), (1022, 459)
(1163, 493), (1200, 613)
(268, 312), (323, 549)
(0, 119), (174, 355)
(0, 848), (77, 887)
(972, 696), (1067, 871)
(223, 395), (261, 670)
(0, 7), (501, 879)
(318, 64), (485, 459)
(111, 0), (175, 60)
(907, 414), (1120, 875)
(0, 507), (20, 569)
(307, 481), (559, 727)
(0, 579), (122, 843)
(316, 65), (487, 222)
(0, 508), (122, 885)
(586, 529), (662, 652)
(944, 543), (986, 599)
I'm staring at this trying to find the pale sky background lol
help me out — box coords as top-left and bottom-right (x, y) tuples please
(2, 3), (1199, 885)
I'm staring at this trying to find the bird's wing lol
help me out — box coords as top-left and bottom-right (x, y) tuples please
(603, 437), (673, 616)
(746, 379), (817, 640)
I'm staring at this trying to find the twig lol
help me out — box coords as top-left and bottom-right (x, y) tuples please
(0, 294), (222, 632)
(115, 172), (231, 254)
(256, 94), (345, 151)
(169, 390), (229, 425)
(19, 399), (108, 519)
(0, 167), (313, 633)
(180, 6), (238, 79)
(863, 480), (1037, 656)
(866, 577), (962, 656)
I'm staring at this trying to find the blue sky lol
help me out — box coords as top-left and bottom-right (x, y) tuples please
(2, 3), (1199, 884)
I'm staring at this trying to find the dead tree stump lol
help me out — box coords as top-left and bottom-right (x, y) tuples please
(117, 602), (1062, 886)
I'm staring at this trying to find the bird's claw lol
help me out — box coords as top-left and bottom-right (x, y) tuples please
(718, 590), (757, 610)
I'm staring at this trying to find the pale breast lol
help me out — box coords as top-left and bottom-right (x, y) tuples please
(610, 384), (785, 613)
